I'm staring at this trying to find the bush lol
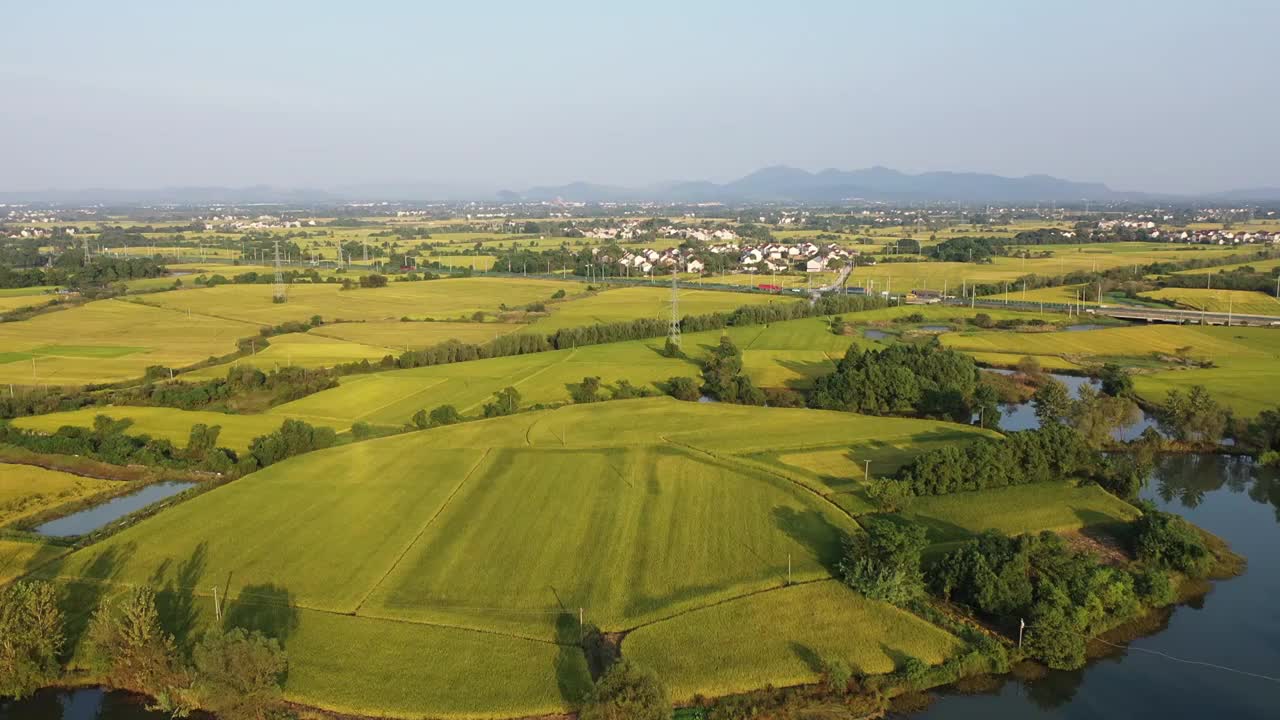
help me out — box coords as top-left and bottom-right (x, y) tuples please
(665, 376), (701, 402)
(579, 660), (669, 720)
(839, 517), (926, 606)
(85, 587), (191, 715)
(1130, 510), (1212, 577)
(191, 628), (288, 720)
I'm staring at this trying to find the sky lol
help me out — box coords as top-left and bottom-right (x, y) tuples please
(2, 0), (1277, 195)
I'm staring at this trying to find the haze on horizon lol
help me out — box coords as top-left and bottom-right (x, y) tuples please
(3, 0), (1277, 196)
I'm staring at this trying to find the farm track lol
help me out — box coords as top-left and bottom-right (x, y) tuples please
(352, 448), (493, 613)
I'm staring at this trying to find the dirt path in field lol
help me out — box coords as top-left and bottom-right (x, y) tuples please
(351, 447), (492, 613)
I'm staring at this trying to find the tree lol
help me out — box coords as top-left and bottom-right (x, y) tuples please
(1032, 378), (1071, 426)
(578, 660), (669, 720)
(411, 409), (429, 429)
(428, 404), (462, 427)
(665, 376), (700, 402)
(1098, 363), (1134, 397)
(191, 628), (288, 720)
(1130, 510), (1211, 577)
(483, 386), (521, 417)
(1159, 385), (1228, 446)
(85, 587), (191, 714)
(839, 517), (927, 605)
(0, 581), (64, 699)
(570, 376), (603, 404)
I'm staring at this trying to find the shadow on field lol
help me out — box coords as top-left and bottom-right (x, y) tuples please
(772, 506), (844, 574)
(223, 583), (300, 646)
(776, 358), (835, 389)
(553, 611), (592, 704)
(789, 641), (823, 674)
(151, 541), (208, 653)
(55, 542), (136, 656)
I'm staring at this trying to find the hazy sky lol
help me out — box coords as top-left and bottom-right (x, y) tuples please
(3, 0), (1277, 194)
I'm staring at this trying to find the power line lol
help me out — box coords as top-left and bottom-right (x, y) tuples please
(1091, 637), (1280, 684)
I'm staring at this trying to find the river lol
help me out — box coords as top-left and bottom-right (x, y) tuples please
(908, 453), (1280, 719)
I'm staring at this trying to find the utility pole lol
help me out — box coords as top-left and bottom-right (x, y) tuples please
(212, 586), (222, 623)
(1018, 618), (1025, 649)
(864, 460), (870, 483)
(667, 272), (681, 351)
(272, 239), (286, 303)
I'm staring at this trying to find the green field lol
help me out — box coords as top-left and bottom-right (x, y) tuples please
(28, 400), (996, 716)
(625, 580), (961, 701)
(1173, 256), (1280, 275)
(902, 483), (1141, 544)
(941, 324), (1280, 415)
(182, 332), (395, 378)
(0, 299), (257, 385)
(308, 320), (514, 350)
(0, 294), (63, 313)
(0, 464), (116, 526)
(0, 539), (69, 585)
(128, 277), (579, 325)
(12, 406), (328, 452)
(1139, 288), (1280, 316)
(525, 285), (792, 333)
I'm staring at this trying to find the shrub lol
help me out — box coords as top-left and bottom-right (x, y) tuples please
(579, 660), (669, 720)
(1130, 510), (1211, 577)
(839, 517), (926, 606)
(191, 628), (287, 720)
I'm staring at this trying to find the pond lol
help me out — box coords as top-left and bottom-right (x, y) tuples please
(919, 325), (953, 332)
(864, 328), (893, 341)
(1063, 323), (1110, 332)
(989, 370), (1157, 437)
(0, 688), (186, 720)
(33, 482), (196, 538)
(907, 454), (1280, 719)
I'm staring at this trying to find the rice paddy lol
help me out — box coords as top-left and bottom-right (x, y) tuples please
(1138, 288), (1280, 316)
(30, 400), (997, 716)
(0, 464), (116, 526)
(940, 324), (1280, 415)
(901, 483), (1141, 544)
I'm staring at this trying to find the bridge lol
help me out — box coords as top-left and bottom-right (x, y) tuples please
(945, 298), (1280, 327)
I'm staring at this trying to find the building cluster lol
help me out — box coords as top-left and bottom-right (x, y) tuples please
(590, 239), (860, 275)
(196, 214), (316, 231)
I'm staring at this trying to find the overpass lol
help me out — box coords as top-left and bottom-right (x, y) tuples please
(945, 298), (1280, 327)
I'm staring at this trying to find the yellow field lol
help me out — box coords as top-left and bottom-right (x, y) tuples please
(979, 283), (1096, 306)
(942, 324), (1280, 415)
(0, 540), (69, 584)
(0, 464), (116, 526)
(0, 294), (63, 313)
(12, 405), (337, 451)
(1139, 288), (1280, 316)
(424, 255), (497, 270)
(128, 277), (578, 326)
(525, 286), (791, 333)
(182, 332), (395, 378)
(1173, 257), (1280, 275)
(0, 299), (257, 385)
(309, 320), (514, 350)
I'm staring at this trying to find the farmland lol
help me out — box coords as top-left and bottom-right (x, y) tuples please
(902, 483), (1140, 544)
(523, 285), (792, 333)
(30, 400), (1002, 716)
(1139, 287), (1280, 316)
(12, 405), (327, 452)
(625, 580), (961, 701)
(941, 323), (1280, 415)
(0, 464), (116, 526)
(0, 299), (257, 385)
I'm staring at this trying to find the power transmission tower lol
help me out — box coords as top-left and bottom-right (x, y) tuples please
(667, 272), (681, 351)
(272, 239), (287, 303)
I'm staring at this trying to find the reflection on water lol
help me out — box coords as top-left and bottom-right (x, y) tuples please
(988, 370), (1157, 437)
(864, 328), (892, 341)
(0, 688), (177, 720)
(908, 455), (1280, 720)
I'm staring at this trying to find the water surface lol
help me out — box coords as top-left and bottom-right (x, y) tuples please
(34, 482), (196, 537)
(908, 455), (1280, 720)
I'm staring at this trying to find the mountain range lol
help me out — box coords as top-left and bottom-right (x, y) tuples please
(3, 167), (1278, 205)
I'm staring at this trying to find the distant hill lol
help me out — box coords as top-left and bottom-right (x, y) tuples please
(6, 167), (1274, 205)
(517, 166), (1134, 204)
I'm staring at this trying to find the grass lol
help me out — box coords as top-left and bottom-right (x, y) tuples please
(0, 464), (116, 526)
(0, 299), (257, 386)
(625, 580), (962, 702)
(1139, 288), (1280, 316)
(941, 324), (1280, 415)
(28, 399), (990, 716)
(901, 483), (1142, 544)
